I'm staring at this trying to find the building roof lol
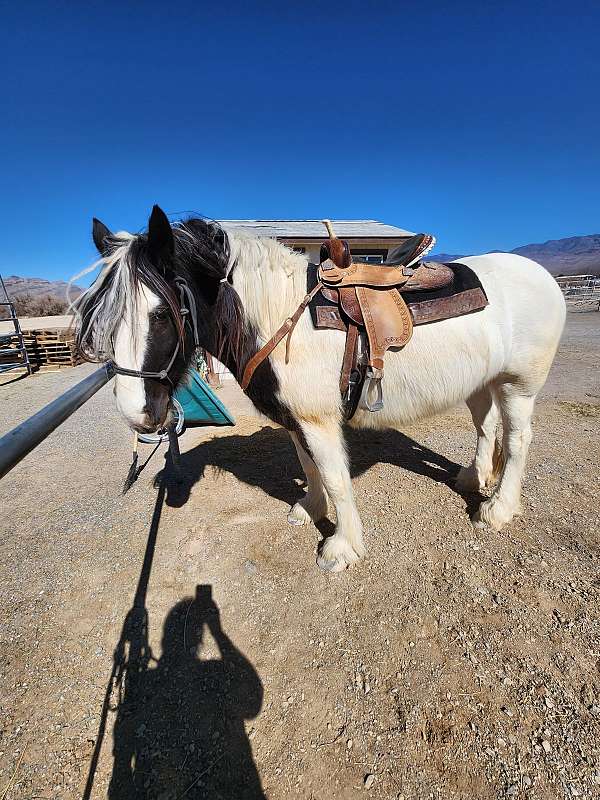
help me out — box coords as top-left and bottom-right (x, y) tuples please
(218, 220), (413, 239)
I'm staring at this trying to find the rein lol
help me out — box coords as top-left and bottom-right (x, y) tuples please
(111, 277), (200, 384)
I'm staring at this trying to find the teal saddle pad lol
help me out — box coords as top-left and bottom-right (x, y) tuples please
(174, 370), (235, 426)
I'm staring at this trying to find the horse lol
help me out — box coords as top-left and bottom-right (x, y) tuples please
(73, 206), (566, 572)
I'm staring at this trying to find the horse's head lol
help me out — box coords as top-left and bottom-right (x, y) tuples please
(74, 206), (233, 433)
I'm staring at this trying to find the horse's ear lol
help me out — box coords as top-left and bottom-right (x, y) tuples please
(92, 218), (113, 255)
(147, 205), (174, 262)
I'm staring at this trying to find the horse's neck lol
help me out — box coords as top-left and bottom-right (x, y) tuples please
(228, 234), (308, 339)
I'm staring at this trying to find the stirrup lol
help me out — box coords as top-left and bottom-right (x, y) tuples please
(358, 367), (384, 412)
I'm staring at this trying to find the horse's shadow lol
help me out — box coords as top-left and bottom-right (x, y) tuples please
(156, 426), (483, 518)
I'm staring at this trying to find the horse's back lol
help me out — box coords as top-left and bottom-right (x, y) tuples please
(456, 252), (566, 389)
(456, 252), (565, 320)
(347, 252), (565, 428)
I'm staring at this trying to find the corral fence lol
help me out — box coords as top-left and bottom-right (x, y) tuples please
(555, 275), (600, 311)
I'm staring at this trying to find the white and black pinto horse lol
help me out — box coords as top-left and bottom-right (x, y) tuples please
(74, 206), (566, 572)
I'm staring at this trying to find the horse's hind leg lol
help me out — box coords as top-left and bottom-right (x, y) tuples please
(287, 432), (328, 526)
(474, 385), (536, 530)
(299, 419), (365, 572)
(456, 387), (501, 492)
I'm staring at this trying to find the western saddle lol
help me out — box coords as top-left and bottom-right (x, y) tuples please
(241, 220), (487, 417)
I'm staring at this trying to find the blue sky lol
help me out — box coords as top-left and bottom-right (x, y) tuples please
(1, 0), (599, 282)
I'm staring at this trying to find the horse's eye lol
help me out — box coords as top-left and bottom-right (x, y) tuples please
(152, 309), (170, 323)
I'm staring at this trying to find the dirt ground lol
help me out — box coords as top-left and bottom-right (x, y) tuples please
(0, 313), (599, 800)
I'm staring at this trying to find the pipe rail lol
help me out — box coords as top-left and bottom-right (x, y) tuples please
(0, 362), (115, 480)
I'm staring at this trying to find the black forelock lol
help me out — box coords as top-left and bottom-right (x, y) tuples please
(171, 218), (231, 282)
(127, 235), (185, 340)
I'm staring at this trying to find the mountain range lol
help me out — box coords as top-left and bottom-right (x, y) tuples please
(432, 234), (600, 276)
(2, 275), (83, 302)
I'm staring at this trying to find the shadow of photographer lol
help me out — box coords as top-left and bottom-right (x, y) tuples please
(83, 456), (266, 800)
(108, 584), (265, 800)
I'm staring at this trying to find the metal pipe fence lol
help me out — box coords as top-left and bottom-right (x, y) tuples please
(0, 362), (114, 479)
(555, 275), (600, 310)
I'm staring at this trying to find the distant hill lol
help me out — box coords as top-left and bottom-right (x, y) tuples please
(2, 275), (83, 302)
(0, 275), (83, 320)
(511, 235), (600, 276)
(430, 253), (467, 263)
(432, 234), (600, 276)
(4, 232), (600, 311)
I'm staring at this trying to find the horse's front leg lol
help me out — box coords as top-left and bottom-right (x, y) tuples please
(299, 419), (365, 572)
(287, 431), (328, 526)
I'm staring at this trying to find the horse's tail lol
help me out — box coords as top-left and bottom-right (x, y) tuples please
(490, 438), (505, 483)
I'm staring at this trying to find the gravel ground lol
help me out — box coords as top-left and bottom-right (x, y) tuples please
(0, 313), (599, 800)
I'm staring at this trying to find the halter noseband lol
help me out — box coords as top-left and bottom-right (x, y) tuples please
(111, 277), (200, 384)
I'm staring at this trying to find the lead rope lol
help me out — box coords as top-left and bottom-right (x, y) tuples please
(166, 423), (181, 478)
(122, 432), (165, 494)
(121, 425), (181, 495)
(122, 432), (139, 493)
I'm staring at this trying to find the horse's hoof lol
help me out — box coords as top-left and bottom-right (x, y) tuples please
(474, 496), (515, 530)
(316, 553), (348, 573)
(455, 465), (482, 493)
(287, 496), (328, 527)
(288, 516), (306, 527)
(287, 503), (311, 526)
(317, 535), (363, 573)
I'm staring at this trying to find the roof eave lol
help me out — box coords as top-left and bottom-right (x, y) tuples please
(278, 235), (412, 241)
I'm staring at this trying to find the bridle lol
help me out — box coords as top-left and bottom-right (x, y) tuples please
(111, 276), (200, 386)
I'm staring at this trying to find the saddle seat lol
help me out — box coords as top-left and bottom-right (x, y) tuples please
(384, 233), (436, 267)
(319, 233), (453, 293)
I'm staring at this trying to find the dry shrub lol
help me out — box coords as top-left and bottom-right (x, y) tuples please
(0, 293), (69, 320)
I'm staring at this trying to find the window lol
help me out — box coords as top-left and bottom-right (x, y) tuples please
(350, 249), (388, 264)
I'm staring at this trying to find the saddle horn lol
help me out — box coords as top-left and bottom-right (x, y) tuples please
(322, 219), (337, 239)
(320, 219), (352, 268)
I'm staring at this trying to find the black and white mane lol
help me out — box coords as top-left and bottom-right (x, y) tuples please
(73, 208), (300, 433)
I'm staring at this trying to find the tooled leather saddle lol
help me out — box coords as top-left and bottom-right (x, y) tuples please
(311, 220), (487, 419)
(240, 221), (488, 418)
